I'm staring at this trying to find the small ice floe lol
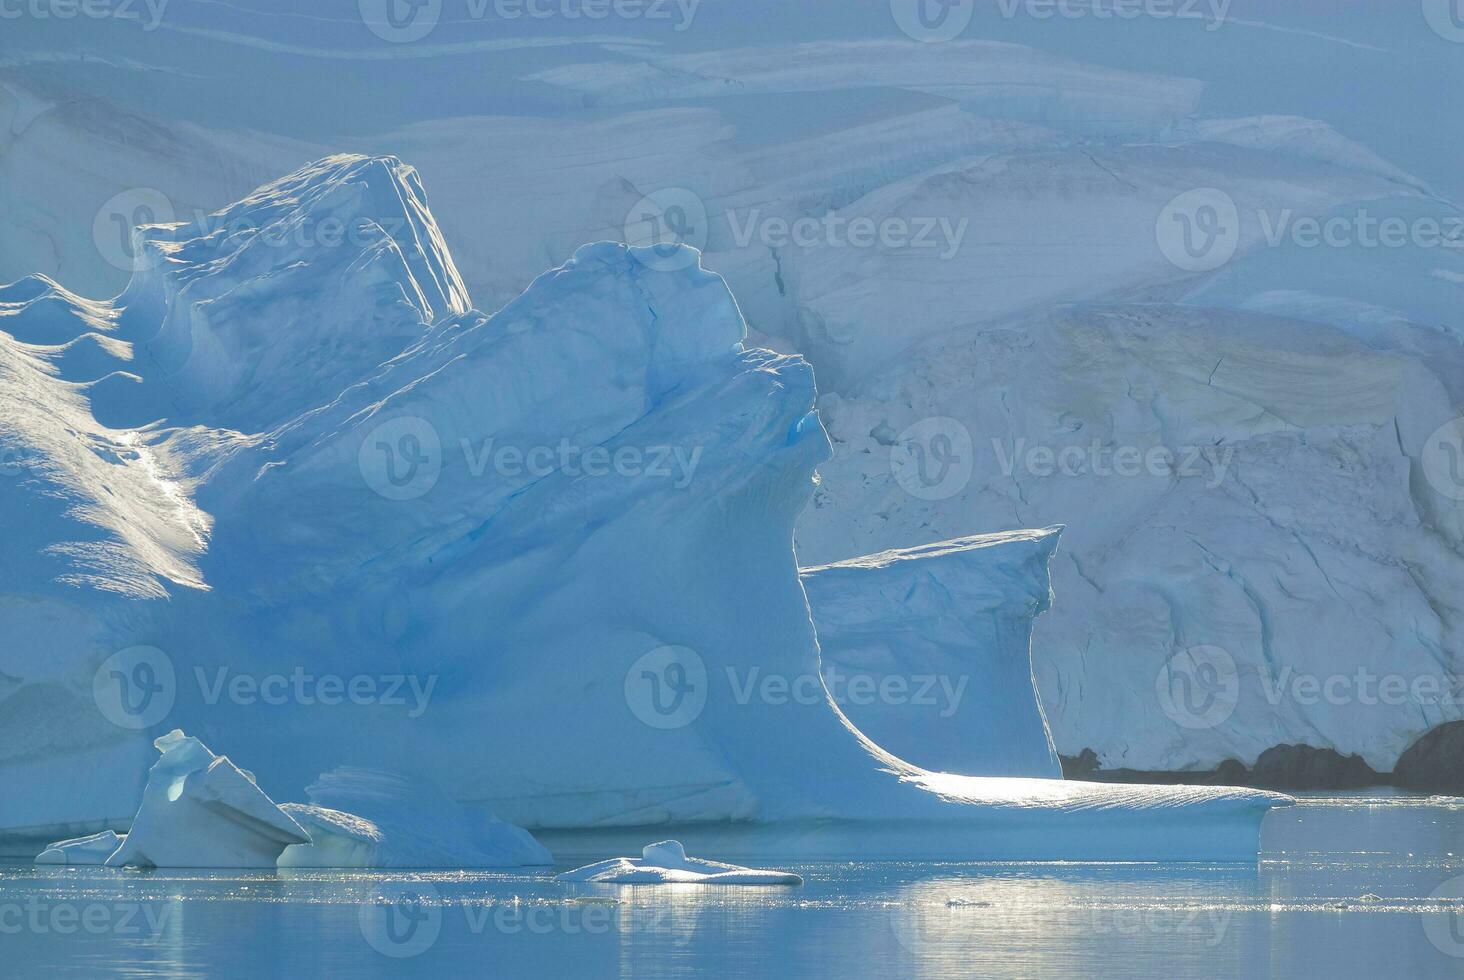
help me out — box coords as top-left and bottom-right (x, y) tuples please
(555, 841), (802, 885)
(34, 830), (125, 866)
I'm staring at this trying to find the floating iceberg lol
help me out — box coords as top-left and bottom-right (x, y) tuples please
(0, 156), (1289, 863)
(556, 841), (801, 886)
(278, 769), (551, 869)
(803, 529), (1063, 778)
(103, 731), (309, 869)
(34, 830), (124, 866)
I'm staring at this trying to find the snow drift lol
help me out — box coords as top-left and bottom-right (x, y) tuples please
(0, 155), (1288, 862)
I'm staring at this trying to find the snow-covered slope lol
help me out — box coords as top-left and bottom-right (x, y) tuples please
(803, 529), (1062, 778)
(0, 156), (1287, 860)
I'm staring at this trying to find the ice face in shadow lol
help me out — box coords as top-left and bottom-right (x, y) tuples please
(0, 156), (1290, 862)
(802, 529), (1064, 778)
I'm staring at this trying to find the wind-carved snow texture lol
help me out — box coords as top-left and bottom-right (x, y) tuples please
(0, 156), (1288, 862)
(803, 529), (1063, 778)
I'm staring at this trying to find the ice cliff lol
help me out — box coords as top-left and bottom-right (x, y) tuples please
(802, 529), (1063, 778)
(0, 156), (1287, 862)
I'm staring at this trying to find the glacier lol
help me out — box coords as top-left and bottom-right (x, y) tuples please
(5, 8), (1461, 785)
(0, 154), (1289, 862)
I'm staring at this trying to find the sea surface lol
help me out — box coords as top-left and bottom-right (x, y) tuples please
(6, 795), (1464, 978)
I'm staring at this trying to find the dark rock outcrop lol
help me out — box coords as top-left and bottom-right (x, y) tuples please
(1393, 722), (1464, 795)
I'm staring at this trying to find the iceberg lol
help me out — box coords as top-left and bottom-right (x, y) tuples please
(0, 156), (1288, 863)
(34, 830), (124, 866)
(278, 769), (551, 869)
(103, 730), (309, 869)
(556, 840), (801, 886)
(802, 529), (1063, 778)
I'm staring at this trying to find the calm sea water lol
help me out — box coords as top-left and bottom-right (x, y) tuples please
(6, 796), (1464, 978)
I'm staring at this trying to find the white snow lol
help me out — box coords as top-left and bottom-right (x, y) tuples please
(556, 841), (801, 886)
(102, 730), (309, 869)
